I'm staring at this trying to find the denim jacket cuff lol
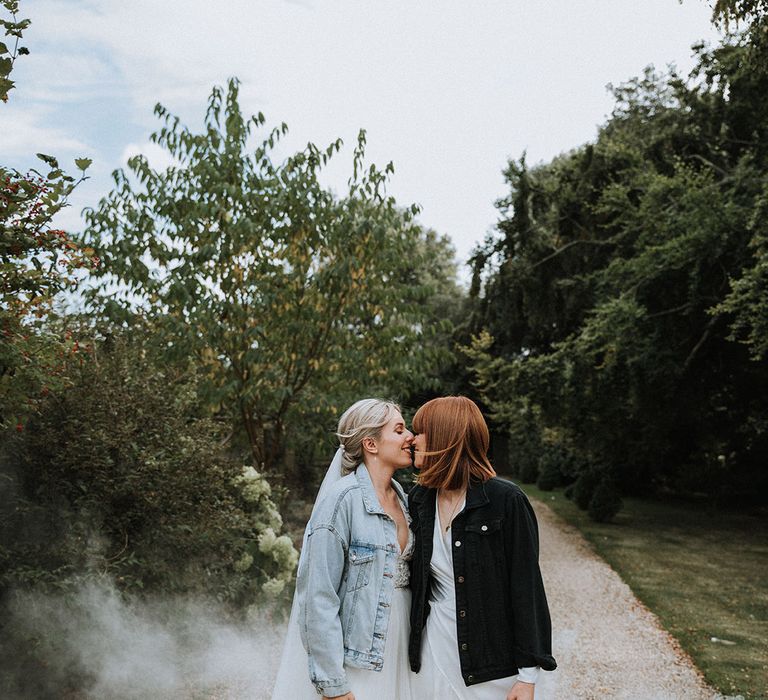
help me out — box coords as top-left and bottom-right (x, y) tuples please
(315, 676), (350, 697)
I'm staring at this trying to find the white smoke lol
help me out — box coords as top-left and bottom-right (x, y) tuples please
(2, 581), (287, 699)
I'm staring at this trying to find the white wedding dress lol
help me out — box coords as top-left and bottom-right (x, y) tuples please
(271, 465), (414, 700)
(345, 527), (414, 699)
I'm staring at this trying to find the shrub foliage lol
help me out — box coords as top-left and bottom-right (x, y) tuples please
(0, 330), (297, 608)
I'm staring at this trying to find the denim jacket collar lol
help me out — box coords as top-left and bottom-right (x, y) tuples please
(355, 463), (408, 515)
(465, 478), (490, 511)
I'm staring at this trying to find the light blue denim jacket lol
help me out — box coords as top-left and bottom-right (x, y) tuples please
(296, 464), (408, 697)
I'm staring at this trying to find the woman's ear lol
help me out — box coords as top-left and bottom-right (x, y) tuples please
(362, 436), (378, 455)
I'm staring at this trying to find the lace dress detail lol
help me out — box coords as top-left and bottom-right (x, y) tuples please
(394, 526), (414, 589)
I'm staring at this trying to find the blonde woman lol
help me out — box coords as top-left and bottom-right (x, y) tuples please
(272, 399), (415, 700)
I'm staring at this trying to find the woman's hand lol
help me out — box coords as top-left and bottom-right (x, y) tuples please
(506, 680), (535, 700)
(322, 693), (355, 700)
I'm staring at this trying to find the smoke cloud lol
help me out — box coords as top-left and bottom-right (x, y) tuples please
(1, 581), (286, 699)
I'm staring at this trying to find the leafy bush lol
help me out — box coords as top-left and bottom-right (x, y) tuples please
(0, 329), (297, 609)
(0, 162), (94, 431)
(571, 470), (602, 510)
(515, 451), (539, 484)
(536, 459), (561, 491)
(507, 420), (542, 484)
(588, 481), (623, 522)
(536, 442), (579, 491)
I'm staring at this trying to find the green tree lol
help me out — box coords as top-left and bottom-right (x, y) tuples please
(467, 23), (768, 510)
(709, 0), (768, 25)
(0, 159), (95, 429)
(82, 79), (452, 475)
(1, 0), (95, 430)
(714, 187), (768, 359)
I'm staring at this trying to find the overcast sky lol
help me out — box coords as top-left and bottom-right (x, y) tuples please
(3, 0), (722, 278)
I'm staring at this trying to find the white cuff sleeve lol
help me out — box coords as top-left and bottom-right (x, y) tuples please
(518, 666), (540, 684)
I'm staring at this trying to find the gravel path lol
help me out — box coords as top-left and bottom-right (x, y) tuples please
(530, 497), (721, 700)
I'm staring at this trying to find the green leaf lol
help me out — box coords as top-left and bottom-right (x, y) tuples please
(17, 46), (29, 56)
(0, 76), (13, 99)
(75, 157), (93, 172)
(36, 153), (59, 169)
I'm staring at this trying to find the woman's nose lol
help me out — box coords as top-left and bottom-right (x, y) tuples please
(405, 430), (414, 442)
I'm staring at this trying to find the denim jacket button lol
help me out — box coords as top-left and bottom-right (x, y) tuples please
(457, 575), (465, 583)
(455, 540), (461, 547)
(461, 643), (468, 651)
(481, 524), (488, 531)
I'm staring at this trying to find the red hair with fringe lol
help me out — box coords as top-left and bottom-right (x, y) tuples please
(413, 396), (496, 490)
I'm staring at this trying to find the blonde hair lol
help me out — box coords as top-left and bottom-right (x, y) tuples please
(413, 396), (496, 490)
(336, 398), (400, 474)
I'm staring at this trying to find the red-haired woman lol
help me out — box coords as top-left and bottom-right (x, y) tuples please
(408, 396), (556, 700)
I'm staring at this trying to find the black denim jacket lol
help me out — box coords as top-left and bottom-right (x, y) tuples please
(408, 477), (557, 686)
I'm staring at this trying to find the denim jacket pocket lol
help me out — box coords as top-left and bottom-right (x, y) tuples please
(347, 543), (376, 591)
(465, 517), (504, 568)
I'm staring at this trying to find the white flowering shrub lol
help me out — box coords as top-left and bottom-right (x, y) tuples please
(231, 466), (298, 608)
(233, 553), (254, 573)
(258, 528), (299, 571)
(261, 577), (287, 598)
(233, 466), (284, 530)
(234, 466), (272, 503)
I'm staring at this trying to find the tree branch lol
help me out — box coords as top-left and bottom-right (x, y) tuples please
(683, 315), (719, 371)
(647, 302), (693, 319)
(531, 238), (614, 269)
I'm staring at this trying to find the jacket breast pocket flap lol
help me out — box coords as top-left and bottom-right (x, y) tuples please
(348, 544), (375, 590)
(465, 518), (503, 534)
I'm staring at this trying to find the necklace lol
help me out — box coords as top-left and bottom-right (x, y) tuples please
(439, 488), (466, 532)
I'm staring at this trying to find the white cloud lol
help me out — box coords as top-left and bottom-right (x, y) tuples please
(14, 0), (723, 269)
(15, 51), (116, 103)
(1, 104), (90, 161)
(120, 140), (179, 172)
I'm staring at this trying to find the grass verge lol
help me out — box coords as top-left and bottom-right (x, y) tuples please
(520, 483), (768, 700)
